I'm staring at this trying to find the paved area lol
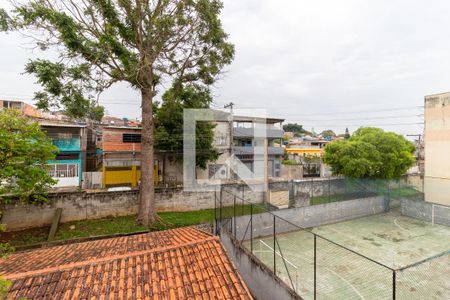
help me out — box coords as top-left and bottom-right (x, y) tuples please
(249, 211), (450, 300)
(1, 227), (252, 300)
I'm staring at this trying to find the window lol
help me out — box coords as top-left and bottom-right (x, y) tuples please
(46, 163), (78, 178)
(214, 135), (227, 146)
(123, 133), (141, 143)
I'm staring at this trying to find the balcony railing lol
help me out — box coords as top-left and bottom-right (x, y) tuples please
(233, 127), (284, 139)
(233, 146), (284, 156)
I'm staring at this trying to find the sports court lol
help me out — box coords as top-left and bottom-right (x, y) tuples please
(247, 211), (450, 300)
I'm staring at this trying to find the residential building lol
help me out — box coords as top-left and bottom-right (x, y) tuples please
(101, 126), (159, 188)
(100, 111), (285, 187)
(39, 121), (87, 188)
(285, 136), (329, 158)
(1, 100), (94, 187)
(0, 99), (42, 118)
(232, 115), (284, 178)
(283, 136), (332, 178)
(424, 92), (450, 205)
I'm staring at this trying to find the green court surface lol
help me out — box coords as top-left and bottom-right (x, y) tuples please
(247, 211), (450, 300)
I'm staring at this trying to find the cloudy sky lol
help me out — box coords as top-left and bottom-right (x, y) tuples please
(2, 0), (450, 136)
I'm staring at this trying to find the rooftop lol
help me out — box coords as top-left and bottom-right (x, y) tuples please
(0, 227), (252, 299)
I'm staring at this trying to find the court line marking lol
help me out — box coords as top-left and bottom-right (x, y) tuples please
(257, 238), (366, 300)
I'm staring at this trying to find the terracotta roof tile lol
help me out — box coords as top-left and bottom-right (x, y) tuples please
(1, 227), (252, 300)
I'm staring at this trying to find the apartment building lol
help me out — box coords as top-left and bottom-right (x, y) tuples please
(39, 121), (87, 187)
(424, 92), (450, 205)
(231, 115), (284, 178)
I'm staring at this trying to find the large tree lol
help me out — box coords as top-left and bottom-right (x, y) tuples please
(323, 127), (415, 179)
(3, 0), (234, 225)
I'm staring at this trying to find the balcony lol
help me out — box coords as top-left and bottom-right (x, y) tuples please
(52, 138), (81, 151)
(233, 127), (284, 139)
(233, 146), (284, 156)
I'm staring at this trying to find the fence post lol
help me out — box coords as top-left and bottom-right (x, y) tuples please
(392, 270), (396, 300)
(242, 185), (244, 215)
(250, 204), (253, 254)
(214, 191), (217, 235)
(273, 215), (276, 275)
(233, 196), (236, 237)
(314, 234), (317, 300)
(219, 188), (223, 234)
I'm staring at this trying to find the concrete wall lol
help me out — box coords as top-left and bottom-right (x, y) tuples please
(233, 196), (386, 240)
(0, 183), (264, 231)
(280, 164), (303, 180)
(220, 229), (301, 300)
(424, 93), (450, 205)
(401, 174), (424, 193)
(1, 178), (353, 232)
(401, 197), (450, 227)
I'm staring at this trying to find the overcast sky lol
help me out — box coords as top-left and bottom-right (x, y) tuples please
(2, 0), (450, 136)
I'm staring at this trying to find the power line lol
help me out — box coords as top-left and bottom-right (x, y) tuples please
(280, 106), (424, 118)
(295, 114), (423, 122)
(296, 122), (423, 128)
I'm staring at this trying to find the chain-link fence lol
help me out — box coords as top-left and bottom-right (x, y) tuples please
(396, 251), (450, 299)
(216, 179), (448, 300)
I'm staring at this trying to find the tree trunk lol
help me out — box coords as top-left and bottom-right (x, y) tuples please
(136, 85), (157, 225)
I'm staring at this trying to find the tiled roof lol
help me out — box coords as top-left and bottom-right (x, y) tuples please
(0, 227), (252, 300)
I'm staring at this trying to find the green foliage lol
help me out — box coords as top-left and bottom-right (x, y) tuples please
(282, 160), (301, 165)
(2, 205), (262, 247)
(323, 127), (415, 179)
(24, 59), (104, 121)
(0, 243), (15, 259)
(283, 123), (312, 136)
(321, 129), (336, 138)
(155, 84), (218, 168)
(0, 109), (57, 202)
(7, 0), (234, 90)
(0, 8), (10, 31)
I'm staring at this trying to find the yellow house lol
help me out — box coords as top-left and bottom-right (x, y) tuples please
(285, 147), (324, 158)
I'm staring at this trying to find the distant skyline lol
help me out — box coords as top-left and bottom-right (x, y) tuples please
(2, 0), (450, 136)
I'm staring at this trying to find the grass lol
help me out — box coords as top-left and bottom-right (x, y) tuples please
(1, 204), (262, 247)
(310, 192), (377, 205)
(389, 187), (423, 199)
(310, 186), (423, 205)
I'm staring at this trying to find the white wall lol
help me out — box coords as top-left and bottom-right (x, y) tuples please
(424, 92), (450, 205)
(53, 176), (80, 187)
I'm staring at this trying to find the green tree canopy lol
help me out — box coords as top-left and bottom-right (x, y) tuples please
(283, 123), (311, 136)
(3, 0), (234, 225)
(320, 129), (336, 139)
(323, 127), (415, 179)
(0, 109), (57, 202)
(24, 60), (105, 121)
(154, 84), (218, 169)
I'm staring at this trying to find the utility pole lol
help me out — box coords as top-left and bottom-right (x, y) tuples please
(407, 134), (424, 180)
(264, 133), (269, 204)
(224, 102), (234, 179)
